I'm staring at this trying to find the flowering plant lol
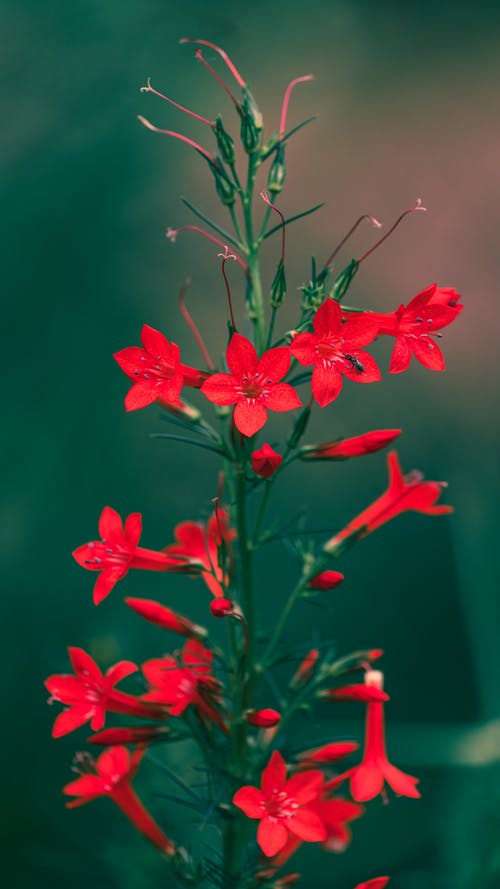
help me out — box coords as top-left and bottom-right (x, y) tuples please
(45, 39), (461, 888)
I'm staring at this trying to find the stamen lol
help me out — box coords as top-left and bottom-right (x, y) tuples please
(261, 190), (286, 265)
(279, 75), (314, 137)
(180, 38), (246, 87)
(137, 116), (216, 163)
(140, 77), (214, 127)
(322, 213), (382, 271)
(178, 277), (214, 369)
(218, 246), (238, 330)
(193, 50), (241, 110)
(166, 225), (249, 275)
(358, 199), (427, 265)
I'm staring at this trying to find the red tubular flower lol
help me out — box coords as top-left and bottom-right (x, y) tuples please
(354, 878), (390, 889)
(245, 708), (281, 728)
(113, 324), (207, 412)
(289, 649), (319, 688)
(290, 299), (381, 407)
(45, 647), (160, 737)
(324, 450), (452, 552)
(88, 726), (170, 745)
(142, 639), (227, 732)
(348, 671), (420, 802)
(233, 750), (327, 857)
(296, 741), (359, 766)
(73, 507), (183, 604)
(125, 597), (207, 640)
(307, 570), (344, 590)
(64, 746), (175, 855)
(251, 444), (283, 478)
(164, 508), (236, 598)
(318, 684), (389, 703)
(367, 284), (462, 373)
(201, 333), (301, 437)
(300, 429), (402, 461)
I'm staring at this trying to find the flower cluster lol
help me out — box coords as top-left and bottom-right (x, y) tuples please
(45, 38), (460, 889)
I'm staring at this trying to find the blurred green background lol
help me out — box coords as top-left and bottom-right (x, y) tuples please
(3, 1), (500, 887)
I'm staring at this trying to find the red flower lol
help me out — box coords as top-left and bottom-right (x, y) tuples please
(354, 880), (390, 889)
(113, 323), (207, 412)
(307, 570), (344, 590)
(296, 741), (359, 766)
(271, 788), (364, 866)
(318, 684), (389, 703)
(125, 596), (207, 640)
(300, 429), (402, 461)
(251, 443), (283, 478)
(245, 708), (281, 728)
(45, 647), (158, 738)
(64, 746), (175, 854)
(369, 284), (461, 373)
(233, 750), (327, 857)
(164, 508), (236, 598)
(88, 726), (169, 745)
(73, 507), (182, 604)
(324, 450), (452, 551)
(201, 333), (301, 436)
(290, 299), (381, 407)
(142, 639), (226, 731)
(209, 597), (234, 617)
(348, 671), (420, 802)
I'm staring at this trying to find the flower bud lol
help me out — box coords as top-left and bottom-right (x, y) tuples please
(212, 164), (235, 205)
(296, 741), (358, 764)
(330, 258), (359, 301)
(307, 570), (345, 590)
(88, 726), (170, 746)
(289, 648), (319, 689)
(209, 597), (234, 618)
(251, 444), (282, 479)
(214, 116), (235, 164)
(270, 261), (286, 309)
(159, 398), (201, 423)
(245, 708), (281, 728)
(300, 430), (402, 461)
(267, 143), (286, 194)
(240, 88), (263, 153)
(318, 683), (389, 703)
(125, 597), (207, 640)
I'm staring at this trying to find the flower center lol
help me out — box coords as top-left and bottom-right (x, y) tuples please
(262, 788), (299, 820)
(133, 353), (176, 383)
(82, 540), (133, 569)
(240, 372), (272, 400)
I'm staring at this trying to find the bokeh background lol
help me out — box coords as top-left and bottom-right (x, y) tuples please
(3, 1), (500, 887)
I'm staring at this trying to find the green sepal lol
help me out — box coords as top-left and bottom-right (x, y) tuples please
(240, 88), (263, 153)
(329, 258), (359, 301)
(267, 143), (286, 194)
(270, 260), (286, 308)
(214, 116), (235, 164)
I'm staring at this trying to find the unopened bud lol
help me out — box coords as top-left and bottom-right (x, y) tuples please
(289, 648), (319, 689)
(214, 116), (235, 164)
(209, 597), (234, 618)
(212, 164), (235, 205)
(270, 261), (286, 308)
(251, 444), (282, 479)
(267, 143), (286, 194)
(330, 258), (359, 301)
(308, 570), (345, 591)
(159, 397), (201, 423)
(245, 708), (281, 728)
(240, 88), (263, 153)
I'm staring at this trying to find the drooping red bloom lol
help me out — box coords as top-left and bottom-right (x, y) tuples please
(367, 284), (461, 373)
(353, 880), (390, 889)
(289, 649), (320, 688)
(164, 508), (236, 598)
(251, 443), (283, 478)
(307, 570), (344, 590)
(45, 647), (159, 738)
(300, 429), (402, 461)
(201, 333), (302, 436)
(233, 750), (327, 857)
(324, 450), (452, 551)
(125, 596), (207, 640)
(348, 671), (420, 802)
(64, 746), (175, 854)
(290, 299), (381, 407)
(318, 684), (389, 703)
(113, 323), (207, 412)
(142, 639), (226, 731)
(73, 507), (183, 604)
(245, 708), (281, 728)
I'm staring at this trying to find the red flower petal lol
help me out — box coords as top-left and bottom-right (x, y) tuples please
(104, 660), (138, 686)
(382, 762), (420, 798)
(233, 786), (265, 817)
(93, 566), (128, 605)
(258, 817), (289, 857)
(290, 332), (318, 366)
(342, 351), (381, 384)
(257, 346), (291, 381)
(350, 764), (385, 801)
(140, 324), (171, 357)
(410, 336), (445, 371)
(311, 363), (343, 407)
(69, 647), (103, 683)
(287, 808), (327, 842)
(354, 879), (390, 889)
(97, 745), (130, 780)
(52, 705), (95, 738)
(233, 400), (268, 436)
(313, 299), (342, 336)
(201, 373), (239, 406)
(285, 770), (324, 804)
(124, 382), (159, 411)
(63, 774), (108, 799)
(340, 315), (379, 348)
(262, 750), (287, 795)
(98, 507), (123, 541)
(389, 336), (412, 374)
(265, 383), (302, 412)
(226, 333), (258, 376)
(124, 512), (142, 547)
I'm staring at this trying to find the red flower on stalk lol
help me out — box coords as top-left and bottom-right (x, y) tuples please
(290, 299), (381, 407)
(233, 750), (327, 857)
(64, 746), (175, 854)
(114, 323), (207, 412)
(368, 284), (462, 373)
(125, 596), (207, 640)
(45, 647), (159, 738)
(73, 507), (183, 604)
(251, 443), (283, 478)
(164, 508), (236, 598)
(324, 450), (452, 551)
(347, 671), (420, 802)
(142, 639), (226, 732)
(300, 429), (402, 461)
(245, 708), (281, 728)
(272, 791), (364, 866)
(201, 333), (301, 437)
(307, 570), (344, 590)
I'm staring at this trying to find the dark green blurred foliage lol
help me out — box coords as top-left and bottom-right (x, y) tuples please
(2, 1), (500, 887)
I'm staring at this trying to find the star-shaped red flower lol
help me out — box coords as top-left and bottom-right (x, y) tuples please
(201, 333), (301, 436)
(164, 508), (236, 598)
(233, 750), (327, 857)
(290, 299), (381, 407)
(45, 647), (158, 737)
